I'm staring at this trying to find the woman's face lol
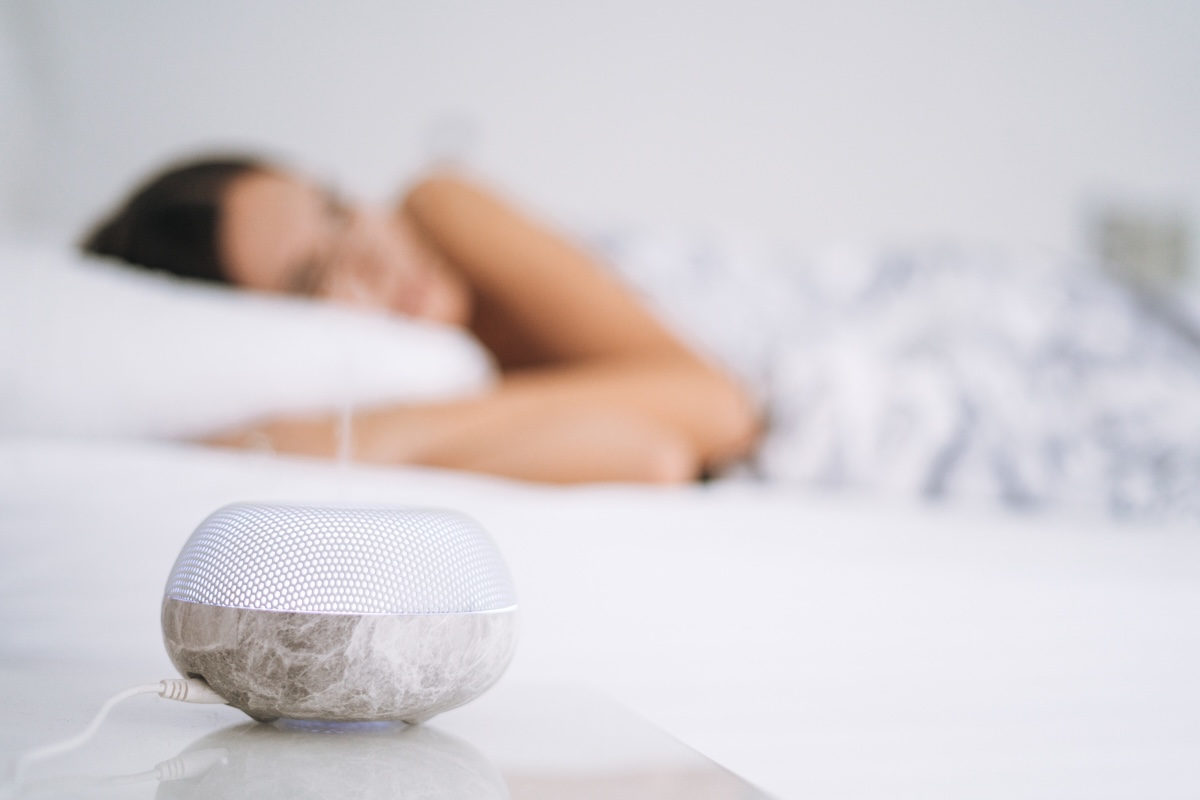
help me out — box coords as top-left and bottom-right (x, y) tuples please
(219, 169), (471, 326)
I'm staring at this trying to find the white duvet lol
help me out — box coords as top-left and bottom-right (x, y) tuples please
(600, 232), (1200, 522)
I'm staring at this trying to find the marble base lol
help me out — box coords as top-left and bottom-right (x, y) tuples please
(161, 598), (518, 724)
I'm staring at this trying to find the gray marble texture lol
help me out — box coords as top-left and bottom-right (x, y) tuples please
(162, 597), (518, 724)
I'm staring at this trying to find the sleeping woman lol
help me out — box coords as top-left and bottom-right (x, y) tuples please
(82, 157), (760, 484)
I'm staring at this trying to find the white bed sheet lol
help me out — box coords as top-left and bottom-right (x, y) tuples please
(2, 438), (1199, 798)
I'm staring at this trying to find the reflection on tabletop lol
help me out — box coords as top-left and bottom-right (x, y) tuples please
(3, 682), (771, 799)
(12, 722), (503, 799)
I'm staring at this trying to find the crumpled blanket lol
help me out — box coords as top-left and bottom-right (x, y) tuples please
(594, 230), (1200, 521)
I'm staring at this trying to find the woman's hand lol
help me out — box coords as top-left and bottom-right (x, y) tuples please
(204, 415), (343, 460)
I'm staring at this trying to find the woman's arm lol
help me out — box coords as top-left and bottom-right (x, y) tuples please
(216, 357), (757, 483)
(401, 173), (693, 369)
(211, 173), (760, 482)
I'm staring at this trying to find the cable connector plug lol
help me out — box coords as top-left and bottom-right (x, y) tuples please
(153, 748), (229, 781)
(157, 678), (227, 705)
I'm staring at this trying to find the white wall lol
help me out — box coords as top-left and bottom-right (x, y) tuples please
(6, 0), (1199, 263)
(0, 1), (37, 237)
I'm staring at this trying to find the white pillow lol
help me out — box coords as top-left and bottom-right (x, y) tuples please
(0, 243), (496, 439)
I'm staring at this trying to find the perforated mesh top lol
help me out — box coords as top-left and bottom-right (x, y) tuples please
(164, 504), (517, 614)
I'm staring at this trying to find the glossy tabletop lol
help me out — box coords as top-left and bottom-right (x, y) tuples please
(1, 666), (771, 799)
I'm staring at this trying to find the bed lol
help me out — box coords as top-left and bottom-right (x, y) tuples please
(5, 228), (1200, 798)
(4, 422), (1200, 798)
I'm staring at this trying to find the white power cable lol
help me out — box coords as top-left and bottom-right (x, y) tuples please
(16, 684), (160, 767)
(7, 678), (228, 789)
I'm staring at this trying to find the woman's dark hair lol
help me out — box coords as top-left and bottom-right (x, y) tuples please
(81, 156), (265, 283)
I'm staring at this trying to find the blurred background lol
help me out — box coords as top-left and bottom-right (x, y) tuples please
(1, 0), (1197, 284)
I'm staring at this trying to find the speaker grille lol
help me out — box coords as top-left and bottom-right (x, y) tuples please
(164, 504), (517, 614)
